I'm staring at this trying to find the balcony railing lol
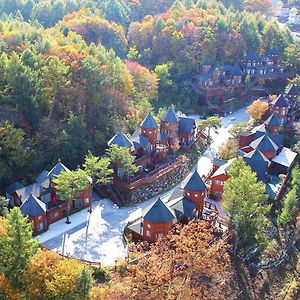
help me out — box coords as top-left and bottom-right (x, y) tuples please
(114, 156), (183, 190)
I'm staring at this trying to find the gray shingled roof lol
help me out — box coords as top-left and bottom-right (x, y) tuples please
(250, 134), (279, 152)
(243, 149), (270, 181)
(184, 170), (207, 191)
(170, 197), (196, 222)
(143, 198), (175, 224)
(271, 94), (289, 107)
(47, 162), (70, 180)
(5, 181), (23, 195)
(20, 194), (47, 217)
(140, 113), (158, 129)
(286, 85), (299, 96)
(108, 131), (133, 148)
(179, 117), (195, 134)
(265, 113), (281, 127)
(161, 106), (180, 123)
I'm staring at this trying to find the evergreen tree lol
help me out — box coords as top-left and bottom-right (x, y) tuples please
(106, 145), (139, 177)
(223, 158), (270, 248)
(76, 266), (95, 299)
(0, 207), (38, 288)
(0, 196), (9, 216)
(104, 0), (130, 26)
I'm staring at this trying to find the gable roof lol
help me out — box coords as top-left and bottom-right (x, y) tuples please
(20, 194), (46, 217)
(203, 58), (212, 66)
(131, 130), (150, 149)
(36, 170), (49, 183)
(244, 51), (261, 61)
(143, 198), (175, 224)
(47, 161), (70, 180)
(250, 134), (279, 152)
(265, 113), (281, 127)
(179, 117), (195, 134)
(5, 181), (23, 195)
(108, 131), (133, 148)
(184, 170), (207, 191)
(272, 147), (297, 168)
(140, 113), (158, 129)
(243, 149), (270, 181)
(15, 183), (42, 202)
(161, 106), (179, 123)
(266, 47), (279, 56)
(170, 197), (196, 222)
(244, 148), (270, 163)
(210, 158), (236, 178)
(271, 94), (289, 107)
(286, 85), (299, 96)
(197, 65), (218, 81)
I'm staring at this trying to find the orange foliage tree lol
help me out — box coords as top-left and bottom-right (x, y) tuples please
(103, 221), (237, 299)
(23, 249), (85, 300)
(247, 99), (269, 121)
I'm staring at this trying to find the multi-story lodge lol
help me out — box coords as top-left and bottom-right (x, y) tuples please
(193, 59), (243, 99)
(5, 160), (92, 235)
(107, 107), (202, 194)
(207, 91), (298, 201)
(243, 49), (285, 78)
(193, 49), (286, 100)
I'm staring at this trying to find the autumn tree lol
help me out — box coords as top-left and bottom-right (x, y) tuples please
(83, 152), (113, 212)
(247, 99), (269, 122)
(53, 169), (91, 224)
(223, 158), (270, 248)
(24, 249), (85, 300)
(218, 139), (239, 160)
(0, 208), (38, 288)
(106, 221), (236, 299)
(106, 145), (139, 177)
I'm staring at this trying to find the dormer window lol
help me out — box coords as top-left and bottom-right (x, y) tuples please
(195, 194), (199, 198)
(186, 192), (190, 196)
(149, 131), (152, 134)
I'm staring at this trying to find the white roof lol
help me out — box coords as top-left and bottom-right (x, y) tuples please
(272, 147), (297, 168)
(210, 158), (236, 178)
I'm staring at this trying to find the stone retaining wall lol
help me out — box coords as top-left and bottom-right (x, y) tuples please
(120, 138), (208, 206)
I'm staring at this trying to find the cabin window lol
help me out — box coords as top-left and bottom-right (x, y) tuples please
(146, 230), (151, 237)
(206, 180), (212, 185)
(147, 224), (151, 229)
(216, 180), (223, 186)
(156, 233), (163, 239)
(52, 212), (59, 219)
(75, 199), (83, 208)
(149, 131), (152, 134)
(84, 198), (89, 205)
(38, 216), (43, 220)
(186, 192), (190, 196)
(194, 194), (199, 198)
(38, 222), (44, 231)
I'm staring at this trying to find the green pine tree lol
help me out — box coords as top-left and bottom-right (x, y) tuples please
(0, 196), (9, 216)
(223, 158), (270, 248)
(76, 266), (95, 299)
(0, 207), (38, 288)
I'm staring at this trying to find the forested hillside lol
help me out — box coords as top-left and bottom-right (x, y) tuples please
(0, 0), (298, 190)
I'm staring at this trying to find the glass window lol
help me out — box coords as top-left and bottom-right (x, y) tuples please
(146, 230), (151, 237)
